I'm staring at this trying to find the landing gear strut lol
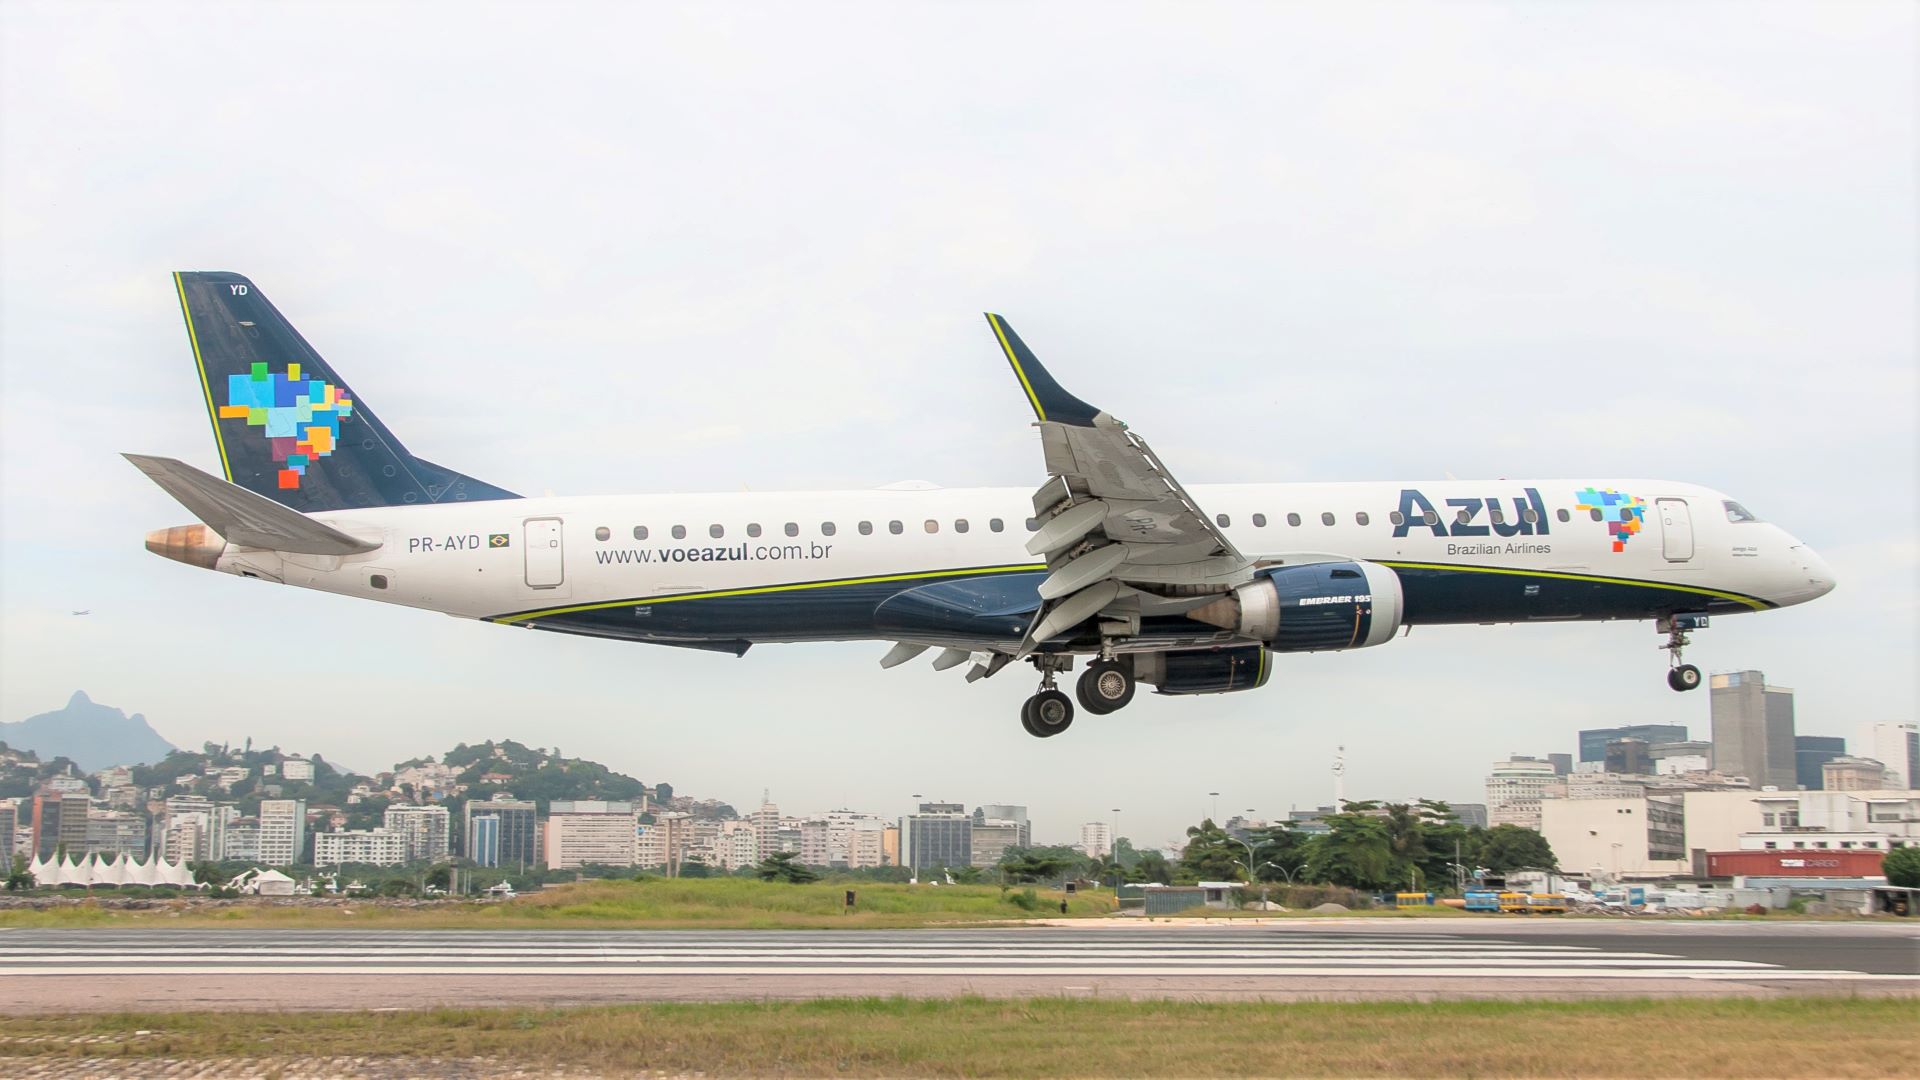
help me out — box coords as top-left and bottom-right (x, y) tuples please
(1660, 614), (1707, 692)
(1021, 655), (1075, 738)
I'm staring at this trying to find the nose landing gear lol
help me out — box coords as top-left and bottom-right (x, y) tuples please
(1660, 614), (1708, 692)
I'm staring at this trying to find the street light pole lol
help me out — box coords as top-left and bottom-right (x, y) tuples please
(1109, 808), (1122, 891)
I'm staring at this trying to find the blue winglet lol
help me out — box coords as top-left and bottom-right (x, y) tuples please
(984, 314), (1101, 427)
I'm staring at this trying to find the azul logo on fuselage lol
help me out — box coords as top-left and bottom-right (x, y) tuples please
(1393, 488), (1549, 538)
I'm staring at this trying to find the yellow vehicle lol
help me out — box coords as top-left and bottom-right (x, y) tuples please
(1496, 892), (1566, 914)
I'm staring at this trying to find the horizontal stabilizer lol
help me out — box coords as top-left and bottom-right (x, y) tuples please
(124, 454), (380, 555)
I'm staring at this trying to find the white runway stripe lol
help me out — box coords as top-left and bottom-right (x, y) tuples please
(2, 931), (1902, 982)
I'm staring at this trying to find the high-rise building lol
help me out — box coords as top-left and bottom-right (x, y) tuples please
(900, 803), (971, 872)
(1546, 754), (1573, 777)
(974, 804), (1032, 847)
(1794, 735), (1847, 791)
(544, 801), (638, 869)
(0, 801), (15, 857)
(258, 798), (307, 865)
(1079, 822), (1113, 859)
(1485, 756), (1566, 829)
(751, 798), (781, 862)
(463, 794), (537, 868)
(223, 819), (261, 862)
(1578, 725), (1687, 764)
(1710, 671), (1795, 789)
(31, 792), (90, 859)
(314, 828), (407, 866)
(1866, 723), (1918, 789)
(84, 810), (148, 858)
(969, 821), (1022, 868)
(383, 804), (451, 863)
(1604, 738), (1653, 776)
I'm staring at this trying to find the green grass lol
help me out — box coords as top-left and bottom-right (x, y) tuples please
(0, 878), (1115, 929)
(2, 997), (1914, 1076)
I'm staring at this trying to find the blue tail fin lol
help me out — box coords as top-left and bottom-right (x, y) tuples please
(173, 271), (518, 511)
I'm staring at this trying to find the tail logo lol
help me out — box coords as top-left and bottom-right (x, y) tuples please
(216, 362), (355, 489)
(1573, 487), (1646, 552)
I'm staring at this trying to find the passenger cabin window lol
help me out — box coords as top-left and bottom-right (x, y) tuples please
(1356, 512), (1370, 526)
(821, 522), (836, 536)
(858, 521), (873, 535)
(595, 526), (610, 541)
(954, 519), (969, 533)
(1455, 509), (1472, 526)
(1522, 508), (1539, 524)
(1556, 509), (1570, 523)
(1488, 506), (1504, 525)
(1252, 513), (1267, 527)
(1216, 514), (1231, 527)
(710, 524), (725, 539)
(1389, 511), (1405, 526)
(747, 523), (762, 538)
(1320, 512), (1335, 526)
(1286, 513), (1302, 527)
(784, 522), (799, 537)
(1724, 500), (1761, 523)
(633, 526), (649, 540)
(1025, 517), (1040, 531)
(672, 525), (687, 540)
(990, 518), (1005, 532)
(369, 574), (388, 590)
(889, 520), (903, 535)
(924, 519), (939, 533)
(1423, 510), (1440, 526)
(1589, 508), (1604, 522)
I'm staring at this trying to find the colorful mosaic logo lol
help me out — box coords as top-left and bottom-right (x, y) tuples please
(216, 362), (354, 489)
(1574, 487), (1646, 552)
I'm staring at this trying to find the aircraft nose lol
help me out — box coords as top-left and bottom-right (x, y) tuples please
(1791, 544), (1837, 600)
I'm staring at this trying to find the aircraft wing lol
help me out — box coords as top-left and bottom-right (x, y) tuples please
(985, 314), (1252, 650)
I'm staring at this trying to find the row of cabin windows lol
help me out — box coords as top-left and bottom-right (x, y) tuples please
(589, 506), (1604, 543)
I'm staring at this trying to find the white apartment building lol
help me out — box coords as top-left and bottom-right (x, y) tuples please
(1486, 756), (1567, 829)
(1865, 722), (1918, 789)
(280, 758), (315, 782)
(714, 819), (761, 871)
(382, 804), (451, 862)
(545, 801), (639, 869)
(314, 828), (408, 866)
(1080, 822), (1114, 859)
(258, 799), (307, 865)
(1684, 789), (1920, 853)
(1539, 796), (1688, 878)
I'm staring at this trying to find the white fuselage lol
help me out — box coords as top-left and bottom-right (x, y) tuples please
(204, 478), (1835, 644)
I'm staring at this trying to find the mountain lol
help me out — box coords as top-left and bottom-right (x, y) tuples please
(0, 691), (179, 772)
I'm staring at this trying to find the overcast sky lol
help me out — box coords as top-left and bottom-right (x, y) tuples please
(2, 2), (1912, 849)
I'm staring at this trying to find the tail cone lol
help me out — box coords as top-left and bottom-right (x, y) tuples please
(145, 524), (225, 569)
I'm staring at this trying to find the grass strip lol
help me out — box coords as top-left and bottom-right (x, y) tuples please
(1, 997), (1914, 1077)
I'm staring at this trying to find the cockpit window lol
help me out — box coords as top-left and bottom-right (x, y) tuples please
(1724, 500), (1761, 523)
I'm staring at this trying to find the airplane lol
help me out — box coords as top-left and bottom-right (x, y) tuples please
(70, 610), (90, 616)
(131, 272), (1837, 738)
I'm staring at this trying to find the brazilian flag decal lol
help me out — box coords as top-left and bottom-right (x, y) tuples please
(489, 534), (510, 548)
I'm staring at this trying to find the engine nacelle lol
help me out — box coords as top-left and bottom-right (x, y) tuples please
(1134, 645), (1270, 696)
(1188, 560), (1404, 652)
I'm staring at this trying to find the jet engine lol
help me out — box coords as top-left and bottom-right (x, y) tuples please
(1186, 560), (1404, 652)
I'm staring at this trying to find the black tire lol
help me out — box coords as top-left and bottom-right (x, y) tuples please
(1076, 660), (1135, 715)
(1029, 689), (1074, 737)
(1669, 664), (1703, 692)
(1020, 696), (1042, 737)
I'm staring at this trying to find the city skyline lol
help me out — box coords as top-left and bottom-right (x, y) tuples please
(2, 5), (1912, 850)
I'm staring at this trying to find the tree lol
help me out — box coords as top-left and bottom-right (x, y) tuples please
(1178, 819), (1246, 883)
(1126, 850), (1173, 884)
(377, 878), (419, 898)
(425, 864), (453, 891)
(948, 866), (984, 884)
(678, 857), (713, 879)
(190, 861), (225, 887)
(1000, 850), (1074, 884)
(5, 853), (33, 892)
(1882, 846), (1920, 888)
(1305, 808), (1395, 891)
(1244, 825), (1310, 883)
(1478, 824), (1558, 873)
(755, 851), (818, 884)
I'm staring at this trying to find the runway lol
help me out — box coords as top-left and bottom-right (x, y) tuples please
(3, 919), (1915, 1012)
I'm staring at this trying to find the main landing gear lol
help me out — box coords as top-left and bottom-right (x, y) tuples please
(1660, 614), (1708, 692)
(1020, 655), (1139, 737)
